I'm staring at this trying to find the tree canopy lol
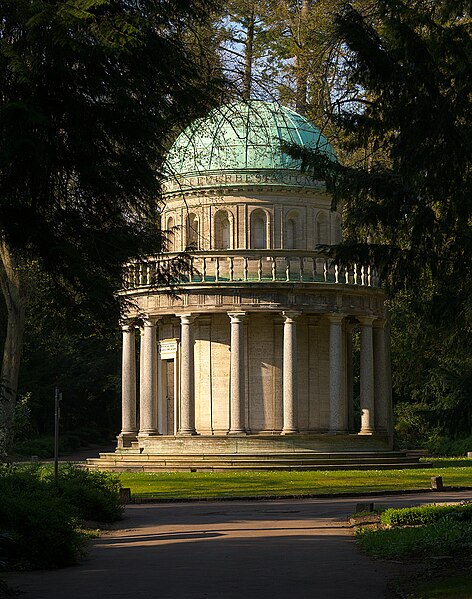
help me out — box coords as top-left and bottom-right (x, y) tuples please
(291, 0), (472, 440)
(0, 0), (226, 456)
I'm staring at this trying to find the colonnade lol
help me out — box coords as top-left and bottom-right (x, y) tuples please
(119, 312), (390, 441)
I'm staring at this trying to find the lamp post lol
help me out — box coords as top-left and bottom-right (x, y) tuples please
(54, 388), (62, 489)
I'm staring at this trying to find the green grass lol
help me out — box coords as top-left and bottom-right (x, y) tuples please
(410, 575), (472, 598)
(356, 520), (472, 559)
(117, 460), (472, 499)
(354, 488), (472, 597)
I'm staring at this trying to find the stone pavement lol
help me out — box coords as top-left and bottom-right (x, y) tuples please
(8, 490), (472, 599)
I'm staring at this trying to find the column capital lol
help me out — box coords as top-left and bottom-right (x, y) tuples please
(121, 323), (135, 333)
(141, 314), (161, 328)
(358, 315), (376, 326)
(282, 310), (301, 323)
(373, 317), (386, 329)
(228, 311), (247, 323)
(177, 313), (196, 325)
(327, 313), (344, 324)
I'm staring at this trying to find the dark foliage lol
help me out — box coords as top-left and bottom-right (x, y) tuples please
(0, 464), (122, 570)
(287, 0), (472, 440)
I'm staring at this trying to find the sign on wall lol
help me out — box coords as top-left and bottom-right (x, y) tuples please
(159, 338), (178, 359)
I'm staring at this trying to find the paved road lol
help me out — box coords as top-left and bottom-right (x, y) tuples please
(9, 490), (472, 599)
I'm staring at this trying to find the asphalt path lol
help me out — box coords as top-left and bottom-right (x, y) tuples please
(9, 490), (472, 599)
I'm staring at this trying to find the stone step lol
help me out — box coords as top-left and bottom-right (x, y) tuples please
(113, 450), (409, 459)
(86, 461), (428, 472)
(86, 451), (428, 472)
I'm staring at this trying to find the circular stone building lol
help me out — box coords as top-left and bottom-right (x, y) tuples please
(89, 101), (417, 471)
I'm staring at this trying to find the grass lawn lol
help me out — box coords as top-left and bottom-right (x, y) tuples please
(355, 499), (472, 599)
(410, 575), (472, 599)
(117, 458), (472, 499)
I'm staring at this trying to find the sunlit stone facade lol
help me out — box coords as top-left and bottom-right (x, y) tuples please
(99, 102), (396, 470)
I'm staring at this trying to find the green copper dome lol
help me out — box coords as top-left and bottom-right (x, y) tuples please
(165, 100), (335, 191)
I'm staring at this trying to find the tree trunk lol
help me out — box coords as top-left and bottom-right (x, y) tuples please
(242, 7), (255, 101)
(295, 0), (309, 116)
(0, 239), (26, 459)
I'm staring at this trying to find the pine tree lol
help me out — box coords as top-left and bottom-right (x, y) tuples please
(294, 0), (472, 438)
(0, 0), (225, 457)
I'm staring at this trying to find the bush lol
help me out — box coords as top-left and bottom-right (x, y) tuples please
(14, 436), (55, 459)
(15, 427), (113, 459)
(357, 519), (472, 559)
(52, 465), (122, 522)
(0, 465), (84, 569)
(381, 503), (472, 527)
(425, 434), (472, 456)
(0, 464), (122, 571)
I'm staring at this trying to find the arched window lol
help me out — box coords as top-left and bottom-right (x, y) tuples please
(186, 213), (199, 248)
(166, 216), (175, 252)
(251, 209), (267, 249)
(215, 210), (231, 249)
(316, 212), (329, 245)
(285, 211), (299, 249)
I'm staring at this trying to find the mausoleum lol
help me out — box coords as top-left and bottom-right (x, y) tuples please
(89, 101), (418, 471)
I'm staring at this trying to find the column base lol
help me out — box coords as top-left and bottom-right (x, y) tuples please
(117, 433), (137, 449)
(359, 429), (375, 435)
(139, 430), (160, 436)
(177, 430), (197, 436)
(227, 430), (247, 436)
(281, 429), (299, 435)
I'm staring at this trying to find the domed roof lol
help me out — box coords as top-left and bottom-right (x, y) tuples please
(165, 100), (335, 192)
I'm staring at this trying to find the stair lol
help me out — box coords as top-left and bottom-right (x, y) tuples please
(86, 450), (429, 472)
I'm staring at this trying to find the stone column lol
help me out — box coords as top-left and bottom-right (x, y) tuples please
(282, 311), (300, 435)
(328, 314), (346, 433)
(374, 319), (389, 432)
(346, 322), (355, 432)
(178, 314), (197, 435)
(139, 319), (158, 435)
(228, 312), (247, 434)
(359, 315), (375, 434)
(120, 324), (137, 438)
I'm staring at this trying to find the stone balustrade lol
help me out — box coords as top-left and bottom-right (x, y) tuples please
(123, 250), (379, 290)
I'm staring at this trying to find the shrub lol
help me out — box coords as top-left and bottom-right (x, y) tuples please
(357, 520), (472, 559)
(14, 436), (55, 459)
(15, 427), (112, 459)
(0, 464), (122, 571)
(48, 465), (123, 522)
(0, 465), (84, 569)
(426, 434), (472, 456)
(381, 503), (472, 527)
